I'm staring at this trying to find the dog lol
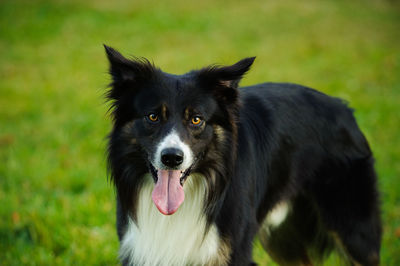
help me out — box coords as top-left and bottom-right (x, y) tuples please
(104, 45), (381, 266)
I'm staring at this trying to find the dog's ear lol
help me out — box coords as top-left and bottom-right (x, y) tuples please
(198, 57), (255, 103)
(104, 44), (155, 84)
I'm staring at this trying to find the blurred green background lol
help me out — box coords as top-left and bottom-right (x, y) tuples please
(0, 0), (399, 265)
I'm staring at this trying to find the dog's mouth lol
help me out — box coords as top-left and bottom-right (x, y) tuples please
(149, 164), (191, 186)
(149, 164), (192, 216)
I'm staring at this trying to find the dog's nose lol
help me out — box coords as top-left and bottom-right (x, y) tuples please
(161, 148), (184, 168)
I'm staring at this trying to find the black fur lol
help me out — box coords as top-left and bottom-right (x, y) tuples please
(104, 45), (381, 265)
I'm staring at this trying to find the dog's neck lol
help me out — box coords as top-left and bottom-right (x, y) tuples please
(119, 174), (229, 266)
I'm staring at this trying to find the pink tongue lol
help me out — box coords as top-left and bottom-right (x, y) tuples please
(152, 170), (185, 215)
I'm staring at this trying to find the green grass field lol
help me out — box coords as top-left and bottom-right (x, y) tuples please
(1, 0), (399, 264)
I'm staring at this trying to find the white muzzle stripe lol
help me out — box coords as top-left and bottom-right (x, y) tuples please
(153, 129), (194, 170)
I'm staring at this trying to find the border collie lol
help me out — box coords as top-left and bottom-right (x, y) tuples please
(104, 45), (381, 266)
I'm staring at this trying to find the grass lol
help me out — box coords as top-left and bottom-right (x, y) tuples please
(0, 0), (399, 264)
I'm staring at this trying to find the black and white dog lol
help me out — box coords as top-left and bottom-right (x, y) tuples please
(104, 45), (381, 266)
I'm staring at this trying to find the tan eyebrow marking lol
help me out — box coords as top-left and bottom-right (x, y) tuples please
(184, 108), (190, 120)
(161, 104), (167, 120)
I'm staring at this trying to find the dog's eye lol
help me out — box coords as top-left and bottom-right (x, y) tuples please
(147, 113), (159, 123)
(191, 116), (203, 126)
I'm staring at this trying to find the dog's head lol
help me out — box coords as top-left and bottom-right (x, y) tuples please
(105, 45), (255, 215)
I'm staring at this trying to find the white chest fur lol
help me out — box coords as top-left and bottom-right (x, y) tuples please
(119, 174), (227, 266)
